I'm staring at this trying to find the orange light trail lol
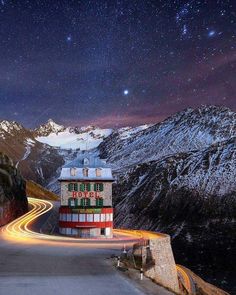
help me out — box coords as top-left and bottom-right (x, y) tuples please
(1, 198), (194, 292)
(1, 198), (140, 245)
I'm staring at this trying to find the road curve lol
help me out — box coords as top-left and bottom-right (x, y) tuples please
(1, 197), (195, 294)
(1, 198), (142, 246)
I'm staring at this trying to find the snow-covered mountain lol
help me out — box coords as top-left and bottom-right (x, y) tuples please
(113, 137), (236, 229)
(0, 119), (64, 185)
(99, 105), (236, 169)
(100, 105), (236, 293)
(34, 119), (65, 136)
(112, 137), (236, 292)
(34, 120), (112, 150)
(0, 105), (236, 291)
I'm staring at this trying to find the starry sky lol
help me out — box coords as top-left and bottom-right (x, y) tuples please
(0, 0), (235, 128)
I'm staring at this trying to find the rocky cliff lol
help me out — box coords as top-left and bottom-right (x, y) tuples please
(0, 152), (28, 226)
(0, 119), (65, 185)
(104, 106), (236, 293)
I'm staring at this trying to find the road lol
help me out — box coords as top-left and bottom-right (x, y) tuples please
(0, 198), (173, 295)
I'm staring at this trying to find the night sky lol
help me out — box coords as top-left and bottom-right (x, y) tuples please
(0, 0), (235, 128)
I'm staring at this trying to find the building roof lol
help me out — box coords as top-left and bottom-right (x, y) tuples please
(63, 154), (108, 168)
(58, 154), (114, 181)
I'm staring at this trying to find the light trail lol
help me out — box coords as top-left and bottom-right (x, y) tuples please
(177, 265), (196, 294)
(1, 198), (140, 245)
(1, 198), (195, 293)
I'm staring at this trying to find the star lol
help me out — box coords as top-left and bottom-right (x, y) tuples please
(123, 89), (129, 95)
(208, 30), (216, 37)
(66, 35), (72, 42)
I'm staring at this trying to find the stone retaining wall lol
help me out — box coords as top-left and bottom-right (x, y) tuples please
(144, 236), (180, 294)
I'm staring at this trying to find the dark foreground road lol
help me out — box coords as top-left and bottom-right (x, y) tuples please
(0, 240), (173, 295)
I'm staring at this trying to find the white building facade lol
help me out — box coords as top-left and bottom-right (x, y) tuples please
(58, 155), (114, 238)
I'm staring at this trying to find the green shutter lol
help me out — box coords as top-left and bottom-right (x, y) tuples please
(94, 183), (97, 191)
(99, 183), (104, 191)
(80, 183), (85, 191)
(96, 198), (103, 207)
(69, 198), (76, 207)
(87, 199), (91, 206)
(87, 183), (91, 191)
(68, 183), (73, 191)
(74, 183), (78, 191)
(81, 198), (85, 206)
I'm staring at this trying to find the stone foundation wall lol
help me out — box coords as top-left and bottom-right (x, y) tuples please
(145, 236), (180, 294)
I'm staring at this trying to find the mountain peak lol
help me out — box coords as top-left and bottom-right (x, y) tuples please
(34, 119), (65, 136)
(0, 120), (24, 138)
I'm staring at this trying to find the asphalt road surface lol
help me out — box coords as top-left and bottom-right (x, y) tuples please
(0, 198), (173, 295)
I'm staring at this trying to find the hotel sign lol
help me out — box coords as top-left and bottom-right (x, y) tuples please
(71, 191), (101, 198)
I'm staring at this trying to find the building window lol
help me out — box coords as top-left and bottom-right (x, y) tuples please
(94, 183), (104, 191)
(83, 158), (89, 165)
(94, 214), (100, 222)
(68, 198), (78, 207)
(70, 167), (76, 176)
(68, 183), (73, 191)
(81, 198), (90, 207)
(80, 183), (91, 191)
(95, 168), (102, 177)
(87, 214), (93, 222)
(96, 198), (103, 207)
(83, 168), (89, 177)
(100, 214), (105, 222)
(66, 214), (72, 222)
(68, 183), (78, 191)
(72, 214), (78, 222)
(79, 214), (86, 222)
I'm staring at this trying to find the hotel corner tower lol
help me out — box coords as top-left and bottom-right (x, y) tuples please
(58, 154), (114, 238)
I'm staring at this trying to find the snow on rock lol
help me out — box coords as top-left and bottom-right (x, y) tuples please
(0, 120), (24, 138)
(99, 105), (236, 169)
(34, 119), (65, 136)
(36, 126), (112, 150)
(118, 124), (153, 140)
(113, 137), (236, 230)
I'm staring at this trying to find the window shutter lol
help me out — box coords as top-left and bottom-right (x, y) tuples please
(94, 183), (97, 191)
(74, 183), (78, 191)
(100, 183), (104, 191)
(80, 183), (85, 192)
(81, 198), (85, 206)
(87, 183), (91, 191)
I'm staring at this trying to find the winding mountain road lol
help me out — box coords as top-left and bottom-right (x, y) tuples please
(0, 198), (175, 295)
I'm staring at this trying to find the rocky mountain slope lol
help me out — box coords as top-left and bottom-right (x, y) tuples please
(99, 106), (236, 169)
(0, 105), (235, 291)
(33, 119), (65, 136)
(104, 106), (236, 293)
(0, 119), (64, 185)
(0, 119), (113, 185)
(0, 152), (28, 226)
(113, 137), (236, 229)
